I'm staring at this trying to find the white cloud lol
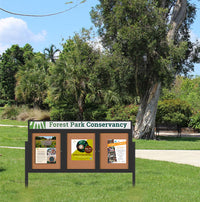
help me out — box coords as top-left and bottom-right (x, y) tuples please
(0, 17), (46, 53)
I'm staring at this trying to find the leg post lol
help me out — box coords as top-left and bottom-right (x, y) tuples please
(25, 141), (28, 187)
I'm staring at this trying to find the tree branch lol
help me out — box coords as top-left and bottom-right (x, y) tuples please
(167, 0), (187, 41)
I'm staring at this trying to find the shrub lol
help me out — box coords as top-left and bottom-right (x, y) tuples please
(83, 104), (108, 121)
(50, 107), (78, 121)
(156, 99), (192, 127)
(1, 105), (50, 121)
(189, 112), (200, 130)
(106, 104), (138, 123)
(0, 100), (8, 107)
(1, 105), (20, 120)
(17, 108), (50, 121)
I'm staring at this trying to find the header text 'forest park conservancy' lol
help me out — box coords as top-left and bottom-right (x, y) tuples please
(29, 121), (131, 130)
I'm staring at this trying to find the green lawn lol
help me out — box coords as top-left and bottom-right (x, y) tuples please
(1, 125), (200, 201)
(0, 119), (28, 126)
(0, 148), (200, 202)
(0, 127), (27, 147)
(134, 136), (200, 150)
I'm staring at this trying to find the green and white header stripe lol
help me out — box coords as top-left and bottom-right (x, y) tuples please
(29, 121), (131, 130)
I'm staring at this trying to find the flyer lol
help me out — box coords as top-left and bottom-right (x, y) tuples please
(35, 136), (56, 164)
(107, 139), (126, 164)
(71, 139), (93, 160)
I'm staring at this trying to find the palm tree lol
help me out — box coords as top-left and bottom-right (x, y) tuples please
(44, 44), (60, 63)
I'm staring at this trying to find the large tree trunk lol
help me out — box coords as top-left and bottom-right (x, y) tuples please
(134, 0), (187, 139)
(134, 82), (161, 139)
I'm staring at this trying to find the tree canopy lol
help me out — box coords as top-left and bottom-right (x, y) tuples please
(90, 0), (199, 139)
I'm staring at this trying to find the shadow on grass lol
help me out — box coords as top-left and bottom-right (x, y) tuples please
(0, 168), (6, 172)
(158, 136), (200, 142)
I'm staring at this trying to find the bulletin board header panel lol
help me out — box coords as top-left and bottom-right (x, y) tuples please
(28, 121), (131, 130)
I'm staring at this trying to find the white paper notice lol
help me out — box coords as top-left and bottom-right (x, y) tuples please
(107, 139), (126, 164)
(36, 148), (47, 164)
(114, 140), (126, 163)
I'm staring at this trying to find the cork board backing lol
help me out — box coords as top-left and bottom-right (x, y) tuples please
(32, 133), (61, 169)
(67, 133), (95, 169)
(100, 133), (129, 169)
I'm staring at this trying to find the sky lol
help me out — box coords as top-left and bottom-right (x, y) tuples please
(0, 0), (199, 75)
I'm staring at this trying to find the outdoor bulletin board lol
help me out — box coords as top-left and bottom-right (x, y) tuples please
(25, 121), (135, 187)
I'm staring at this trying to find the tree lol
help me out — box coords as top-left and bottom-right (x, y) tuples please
(91, 0), (199, 139)
(15, 52), (49, 108)
(0, 45), (27, 102)
(44, 44), (60, 63)
(47, 31), (100, 120)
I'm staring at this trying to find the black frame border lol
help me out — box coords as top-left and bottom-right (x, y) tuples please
(25, 121), (135, 187)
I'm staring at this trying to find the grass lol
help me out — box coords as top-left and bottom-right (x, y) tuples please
(0, 119), (28, 126)
(134, 136), (200, 150)
(1, 124), (200, 201)
(0, 148), (200, 202)
(0, 127), (27, 147)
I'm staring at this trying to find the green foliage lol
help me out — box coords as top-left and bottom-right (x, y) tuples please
(106, 104), (138, 123)
(84, 103), (108, 121)
(189, 112), (200, 130)
(0, 45), (25, 101)
(47, 30), (102, 120)
(1, 105), (20, 120)
(91, 1), (167, 95)
(15, 53), (49, 108)
(44, 44), (60, 63)
(0, 44), (36, 102)
(161, 76), (200, 111)
(156, 99), (192, 127)
(90, 0), (197, 98)
(0, 99), (15, 107)
(50, 106), (78, 121)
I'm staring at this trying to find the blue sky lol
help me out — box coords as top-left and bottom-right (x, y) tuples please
(0, 0), (199, 75)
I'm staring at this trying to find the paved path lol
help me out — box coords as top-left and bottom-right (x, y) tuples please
(0, 124), (27, 128)
(136, 150), (200, 167)
(1, 146), (200, 167)
(0, 146), (25, 149)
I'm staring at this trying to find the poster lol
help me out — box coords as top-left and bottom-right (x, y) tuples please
(71, 139), (93, 160)
(35, 136), (56, 164)
(107, 139), (126, 164)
